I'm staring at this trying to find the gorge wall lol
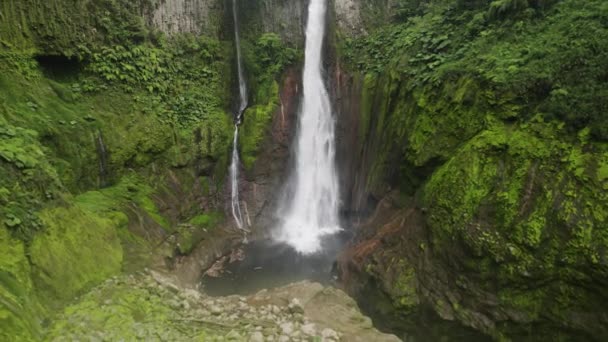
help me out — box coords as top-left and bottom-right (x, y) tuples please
(0, 0), (306, 339)
(1, 0), (607, 341)
(149, 0), (223, 35)
(329, 0), (608, 340)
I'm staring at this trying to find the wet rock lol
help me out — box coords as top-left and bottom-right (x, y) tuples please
(334, 0), (364, 37)
(226, 330), (242, 340)
(48, 274), (396, 342)
(301, 323), (316, 336)
(168, 299), (181, 310)
(292, 313), (304, 323)
(321, 328), (339, 340)
(280, 322), (294, 335)
(288, 298), (305, 314)
(262, 327), (275, 336)
(211, 305), (223, 315)
(249, 331), (264, 342)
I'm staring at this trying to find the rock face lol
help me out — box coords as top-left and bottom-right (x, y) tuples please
(149, 0), (223, 35)
(330, 0), (608, 340)
(337, 196), (491, 341)
(237, 0), (308, 46)
(224, 67), (301, 236)
(47, 272), (399, 342)
(333, 0), (364, 37)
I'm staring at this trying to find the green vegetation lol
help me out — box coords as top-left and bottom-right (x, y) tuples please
(176, 211), (224, 255)
(343, 0), (608, 139)
(1, 0), (605, 340)
(0, 0), (301, 338)
(0, 0), (238, 339)
(240, 33), (298, 168)
(0, 226), (42, 341)
(424, 120), (608, 274)
(45, 275), (211, 341)
(0, 0), (151, 54)
(342, 0), (608, 338)
(30, 205), (123, 303)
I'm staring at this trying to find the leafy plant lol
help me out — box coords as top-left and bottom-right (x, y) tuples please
(342, 0), (608, 139)
(253, 33), (297, 76)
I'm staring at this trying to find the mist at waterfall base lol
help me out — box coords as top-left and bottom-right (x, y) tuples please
(201, 233), (349, 297)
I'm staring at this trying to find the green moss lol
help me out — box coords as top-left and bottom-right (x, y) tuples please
(392, 260), (418, 311)
(0, 0), (151, 55)
(205, 0), (608, 338)
(359, 73), (377, 142)
(189, 212), (223, 228)
(45, 277), (212, 341)
(0, 228), (32, 293)
(344, 0), (608, 140)
(236, 32), (298, 169)
(176, 212), (223, 255)
(29, 205), (123, 303)
(75, 174), (169, 230)
(108, 116), (173, 168)
(597, 153), (608, 187)
(0, 4), (234, 340)
(420, 119), (608, 335)
(240, 80), (279, 169)
(0, 116), (62, 241)
(0, 226), (42, 341)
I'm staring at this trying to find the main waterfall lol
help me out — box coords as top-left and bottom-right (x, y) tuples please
(277, 0), (341, 254)
(229, 0), (247, 230)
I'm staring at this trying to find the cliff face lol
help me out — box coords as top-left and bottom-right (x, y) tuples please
(149, 0), (223, 36)
(0, 0), (308, 337)
(237, 0), (307, 46)
(1, 0), (607, 340)
(331, 0), (608, 340)
(333, 0), (364, 36)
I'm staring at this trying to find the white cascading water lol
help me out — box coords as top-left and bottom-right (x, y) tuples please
(230, 0), (247, 230)
(277, 0), (341, 254)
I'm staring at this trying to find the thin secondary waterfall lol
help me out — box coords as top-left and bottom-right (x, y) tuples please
(277, 0), (341, 254)
(95, 130), (108, 188)
(230, 0), (247, 230)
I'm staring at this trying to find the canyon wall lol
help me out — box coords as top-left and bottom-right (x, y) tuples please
(330, 0), (608, 340)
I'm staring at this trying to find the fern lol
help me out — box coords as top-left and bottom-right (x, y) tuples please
(488, 0), (530, 20)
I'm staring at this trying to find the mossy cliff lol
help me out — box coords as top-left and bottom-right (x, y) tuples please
(0, 0), (237, 339)
(1, 0), (301, 339)
(335, 0), (608, 340)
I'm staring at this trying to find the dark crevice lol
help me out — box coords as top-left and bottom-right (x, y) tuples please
(34, 55), (83, 80)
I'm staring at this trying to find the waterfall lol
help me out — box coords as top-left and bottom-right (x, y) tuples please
(232, 0), (248, 120)
(230, 0), (247, 230)
(276, 0), (341, 254)
(95, 130), (109, 188)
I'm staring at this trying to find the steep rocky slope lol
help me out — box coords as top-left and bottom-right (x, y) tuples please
(332, 0), (608, 340)
(0, 0), (300, 339)
(46, 272), (398, 341)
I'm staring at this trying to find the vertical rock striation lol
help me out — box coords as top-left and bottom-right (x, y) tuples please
(149, 0), (222, 35)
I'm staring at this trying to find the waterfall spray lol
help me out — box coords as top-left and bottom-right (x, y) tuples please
(230, 0), (247, 230)
(276, 0), (341, 254)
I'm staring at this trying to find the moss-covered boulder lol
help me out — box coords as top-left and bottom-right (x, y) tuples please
(421, 121), (608, 339)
